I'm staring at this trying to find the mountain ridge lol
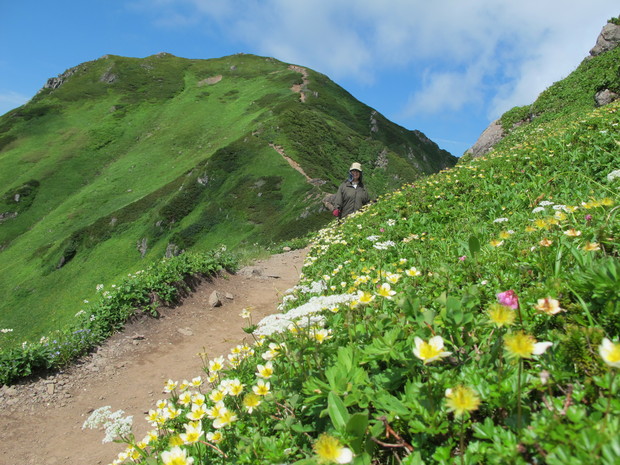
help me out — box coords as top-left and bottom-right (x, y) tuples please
(0, 52), (456, 346)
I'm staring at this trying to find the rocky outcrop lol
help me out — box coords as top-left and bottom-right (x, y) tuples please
(370, 111), (379, 133)
(465, 120), (505, 158)
(375, 148), (389, 168)
(595, 88), (619, 106)
(43, 66), (80, 90)
(589, 21), (620, 57)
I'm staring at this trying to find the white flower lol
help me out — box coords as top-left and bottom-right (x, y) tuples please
(607, 169), (620, 182)
(599, 338), (620, 368)
(82, 406), (133, 443)
(255, 293), (358, 336)
(493, 217), (509, 223)
(366, 235), (380, 242)
(373, 240), (396, 250)
(532, 207), (545, 213)
(539, 200), (555, 206)
(161, 446), (194, 465)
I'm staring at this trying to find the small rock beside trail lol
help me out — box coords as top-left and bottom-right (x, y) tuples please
(209, 291), (223, 307)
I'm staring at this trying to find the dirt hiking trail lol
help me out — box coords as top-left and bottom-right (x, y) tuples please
(0, 248), (308, 465)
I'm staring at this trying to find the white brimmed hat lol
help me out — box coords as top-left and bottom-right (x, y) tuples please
(349, 162), (362, 172)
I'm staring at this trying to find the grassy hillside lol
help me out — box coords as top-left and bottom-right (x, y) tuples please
(83, 35), (620, 464)
(0, 53), (455, 348)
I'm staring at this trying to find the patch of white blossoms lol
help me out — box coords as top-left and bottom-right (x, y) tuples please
(277, 280), (327, 311)
(82, 406), (133, 443)
(256, 293), (357, 336)
(373, 241), (396, 250)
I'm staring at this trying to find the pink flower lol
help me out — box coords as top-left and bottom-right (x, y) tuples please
(380, 228), (385, 232)
(496, 290), (519, 309)
(459, 256), (467, 261)
(585, 214), (592, 222)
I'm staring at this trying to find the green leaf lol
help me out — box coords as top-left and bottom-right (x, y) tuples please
(328, 391), (350, 431)
(468, 235), (481, 256)
(346, 412), (369, 437)
(374, 392), (409, 417)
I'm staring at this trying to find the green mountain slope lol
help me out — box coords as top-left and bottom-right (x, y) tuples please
(0, 53), (456, 346)
(77, 21), (620, 464)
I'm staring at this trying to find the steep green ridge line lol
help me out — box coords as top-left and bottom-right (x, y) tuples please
(0, 53), (455, 348)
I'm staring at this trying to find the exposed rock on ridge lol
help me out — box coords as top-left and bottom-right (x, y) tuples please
(589, 20), (620, 57)
(466, 18), (620, 158)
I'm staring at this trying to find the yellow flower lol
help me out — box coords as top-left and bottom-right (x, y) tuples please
(146, 409), (162, 425)
(314, 328), (332, 343)
(357, 291), (375, 305)
(191, 393), (205, 406)
(161, 446), (194, 465)
(206, 401), (225, 420)
(209, 357), (225, 373)
(163, 379), (178, 393)
(314, 434), (353, 464)
(534, 218), (548, 229)
(525, 225), (536, 233)
(206, 431), (223, 444)
(601, 198), (614, 206)
(599, 338), (620, 368)
(445, 385), (481, 417)
(224, 378), (244, 397)
(156, 399), (168, 409)
(377, 283), (396, 299)
(253, 379), (271, 396)
(539, 238), (553, 247)
(242, 393), (262, 413)
(488, 303), (516, 327)
(209, 389), (225, 403)
(490, 239), (504, 247)
(190, 376), (202, 388)
(168, 435), (184, 447)
(406, 267), (421, 277)
(256, 361), (274, 379)
(386, 273), (401, 284)
(180, 421), (203, 445)
(186, 403), (207, 421)
(534, 297), (564, 315)
(499, 230), (512, 240)
(167, 407), (181, 419)
(213, 408), (238, 429)
(504, 331), (552, 359)
(583, 242), (601, 251)
(413, 336), (452, 364)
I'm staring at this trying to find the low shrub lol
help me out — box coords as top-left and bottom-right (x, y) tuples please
(0, 247), (237, 385)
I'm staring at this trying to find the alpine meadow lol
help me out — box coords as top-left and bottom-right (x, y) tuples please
(2, 16), (620, 465)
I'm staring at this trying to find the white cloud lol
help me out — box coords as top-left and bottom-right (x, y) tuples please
(145, 0), (619, 118)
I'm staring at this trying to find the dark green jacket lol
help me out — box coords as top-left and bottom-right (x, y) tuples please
(334, 180), (370, 218)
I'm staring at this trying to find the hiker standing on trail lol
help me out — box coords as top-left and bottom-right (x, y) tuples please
(333, 162), (370, 219)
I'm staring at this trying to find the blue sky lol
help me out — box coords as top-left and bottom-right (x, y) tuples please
(1, 1), (618, 156)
